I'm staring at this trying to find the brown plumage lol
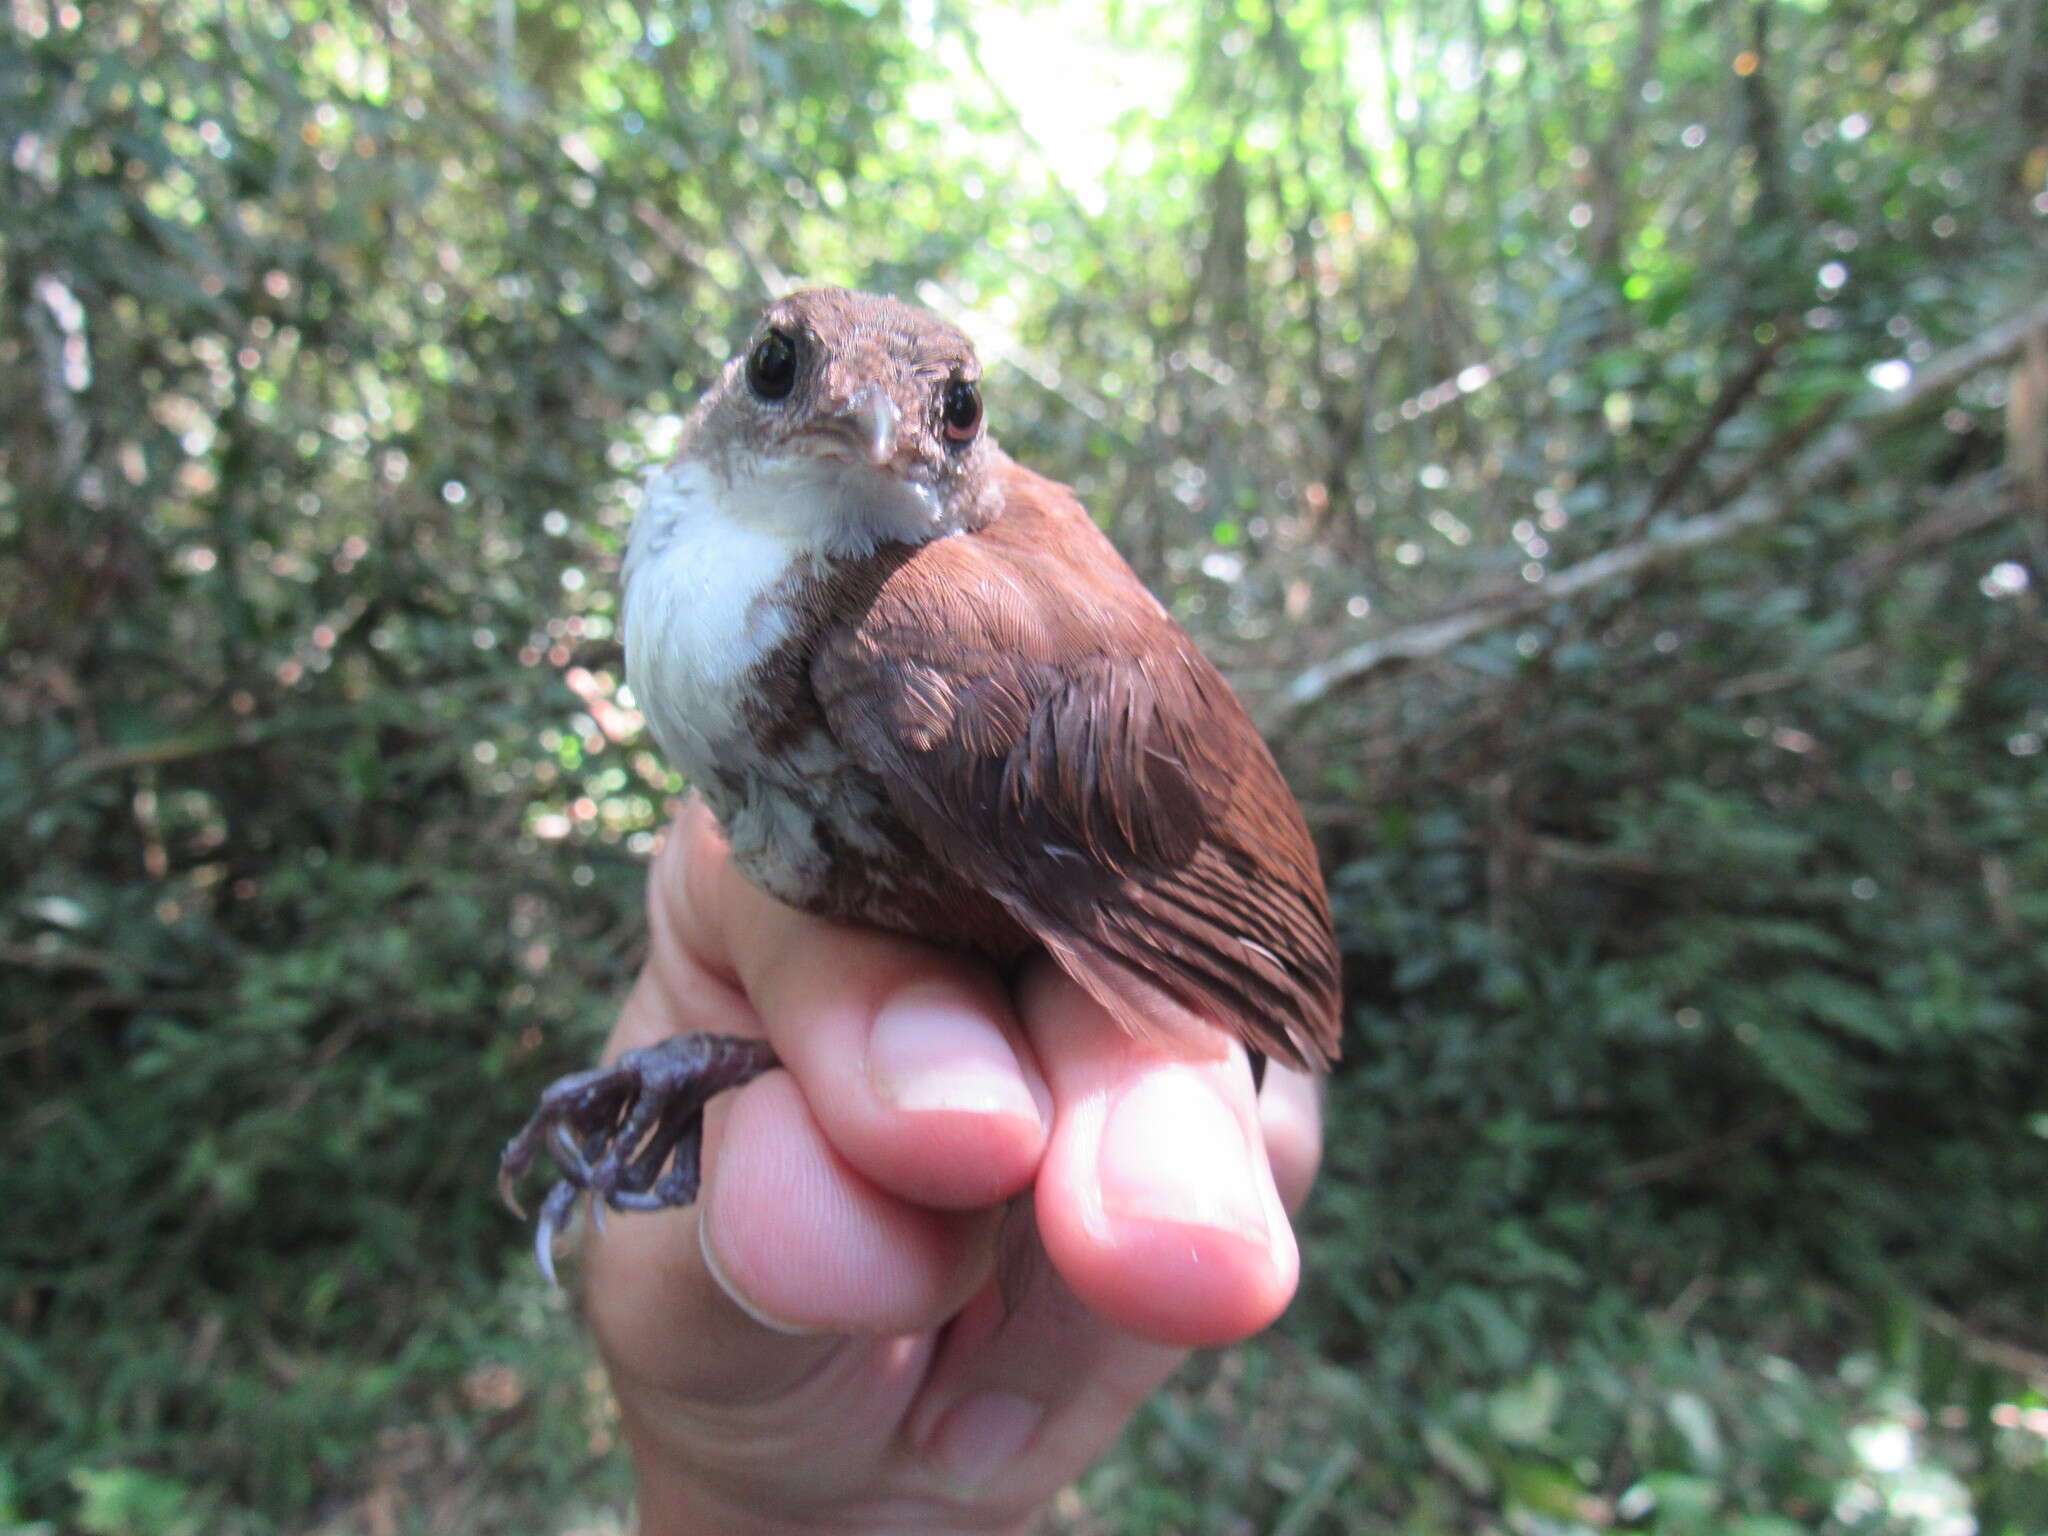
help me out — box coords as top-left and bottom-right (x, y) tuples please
(503, 288), (1339, 1267)
(809, 459), (1339, 1069)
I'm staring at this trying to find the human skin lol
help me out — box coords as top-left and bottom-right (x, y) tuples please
(581, 799), (1325, 1534)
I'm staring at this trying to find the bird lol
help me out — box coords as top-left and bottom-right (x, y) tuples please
(501, 288), (1340, 1276)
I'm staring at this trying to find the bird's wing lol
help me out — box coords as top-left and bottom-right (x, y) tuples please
(811, 463), (1340, 1069)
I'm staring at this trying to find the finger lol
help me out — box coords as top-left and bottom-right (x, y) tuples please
(1022, 964), (1300, 1348)
(580, 970), (825, 1406)
(697, 1070), (1001, 1336)
(1258, 1060), (1325, 1215)
(583, 970), (997, 1405)
(666, 800), (1051, 1211)
(591, 1079), (996, 1393)
(899, 1214), (1185, 1510)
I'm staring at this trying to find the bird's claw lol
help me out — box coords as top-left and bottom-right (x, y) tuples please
(498, 1032), (780, 1283)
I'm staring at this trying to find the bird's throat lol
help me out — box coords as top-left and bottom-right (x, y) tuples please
(706, 450), (947, 555)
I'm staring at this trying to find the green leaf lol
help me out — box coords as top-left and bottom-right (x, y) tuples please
(1488, 1366), (1563, 1446)
(1666, 1391), (1723, 1471)
(1421, 1421), (1495, 1497)
(68, 1470), (196, 1536)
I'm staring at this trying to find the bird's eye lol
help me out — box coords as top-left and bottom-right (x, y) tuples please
(746, 329), (799, 401)
(941, 377), (981, 442)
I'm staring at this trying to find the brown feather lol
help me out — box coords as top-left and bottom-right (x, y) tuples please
(810, 459), (1341, 1070)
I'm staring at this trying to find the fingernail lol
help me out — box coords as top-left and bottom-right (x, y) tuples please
(1100, 1066), (1268, 1240)
(933, 1391), (1043, 1489)
(869, 983), (1040, 1121)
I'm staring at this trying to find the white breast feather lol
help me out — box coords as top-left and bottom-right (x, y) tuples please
(622, 453), (940, 781)
(623, 459), (800, 778)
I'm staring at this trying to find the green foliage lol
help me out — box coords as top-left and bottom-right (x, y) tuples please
(3, 0), (2045, 1530)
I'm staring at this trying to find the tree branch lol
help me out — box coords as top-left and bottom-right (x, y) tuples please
(1609, 1110), (1793, 1192)
(1839, 468), (2015, 585)
(1272, 294), (2048, 728)
(1636, 317), (1798, 527)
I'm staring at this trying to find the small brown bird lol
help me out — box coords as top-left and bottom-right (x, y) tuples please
(502, 289), (1340, 1272)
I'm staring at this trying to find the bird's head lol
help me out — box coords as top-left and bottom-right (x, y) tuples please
(686, 288), (1002, 549)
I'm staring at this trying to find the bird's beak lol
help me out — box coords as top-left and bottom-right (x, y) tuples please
(817, 383), (899, 468)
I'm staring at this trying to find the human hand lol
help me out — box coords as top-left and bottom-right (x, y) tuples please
(582, 799), (1324, 1534)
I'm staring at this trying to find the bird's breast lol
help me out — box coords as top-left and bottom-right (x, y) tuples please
(620, 456), (947, 925)
(622, 456), (810, 782)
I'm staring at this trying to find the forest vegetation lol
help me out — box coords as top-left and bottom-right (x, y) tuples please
(3, 0), (2046, 1530)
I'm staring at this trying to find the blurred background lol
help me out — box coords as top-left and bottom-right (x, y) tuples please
(4, 0), (2046, 1531)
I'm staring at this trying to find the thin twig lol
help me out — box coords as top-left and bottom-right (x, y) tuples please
(1637, 319), (1798, 526)
(1525, 834), (1662, 880)
(1921, 1301), (2048, 1381)
(1840, 468), (2014, 585)
(1655, 1272), (1719, 1330)
(1608, 1110), (1793, 1192)
(0, 941), (133, 974)
(49, 674), (521, 790)
(1808, 1283), (2048, 1382)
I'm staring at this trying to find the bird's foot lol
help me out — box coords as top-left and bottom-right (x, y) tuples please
(499, 1032), (780, 1283)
